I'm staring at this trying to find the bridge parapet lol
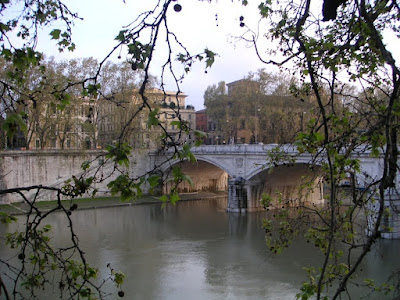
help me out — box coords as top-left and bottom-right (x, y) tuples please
(190, 144), (298, 155)
(152, 144), (398, 185)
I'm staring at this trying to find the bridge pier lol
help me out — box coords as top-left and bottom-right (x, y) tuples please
(227, 177), (247, 213)
(227, 176), (325, 213)
(367, 189), (400, 239)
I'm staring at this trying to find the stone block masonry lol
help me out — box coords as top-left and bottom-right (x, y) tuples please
(0, 149), (149, 204)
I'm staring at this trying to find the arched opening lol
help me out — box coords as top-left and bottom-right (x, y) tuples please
(164, 160), (229, 194)
(247, 163), (324, 211)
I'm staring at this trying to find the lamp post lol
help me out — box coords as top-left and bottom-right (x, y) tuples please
(226, 119), (234, 144)
(300, 111), (306, 132)
(255, 107), (260, 144)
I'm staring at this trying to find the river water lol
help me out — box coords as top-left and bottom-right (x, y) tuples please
(1, 197), (399, 299)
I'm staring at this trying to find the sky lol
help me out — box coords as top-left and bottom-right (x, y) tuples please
(10, 0), (399, 110)
(33, 0), (277, 110)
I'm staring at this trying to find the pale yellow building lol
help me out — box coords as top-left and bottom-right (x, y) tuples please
(132, 88), (196, 149)
(22, 88), (196, 150)
(27, 97), (98, 150)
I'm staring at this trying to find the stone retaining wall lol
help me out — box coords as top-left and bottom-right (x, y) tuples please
(0, 149), (150, 203)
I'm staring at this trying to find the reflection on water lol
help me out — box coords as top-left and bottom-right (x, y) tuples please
(1, 198), (399, 299)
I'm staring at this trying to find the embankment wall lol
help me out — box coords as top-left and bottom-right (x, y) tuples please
(0, 150), (150, 203)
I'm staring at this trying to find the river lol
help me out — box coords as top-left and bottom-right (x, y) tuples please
(1, 197), (399, 299)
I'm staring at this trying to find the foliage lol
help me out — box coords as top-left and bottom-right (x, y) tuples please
(246, 0), (400, 298)
(204, 70), (314, 144)
(0, 187), (125, 299)
(0, 56), (151, 149)
(0, 0), (212, 299)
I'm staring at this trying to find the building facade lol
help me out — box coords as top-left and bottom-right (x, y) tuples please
(133, 89), (196, 149)
(19, 97), (98, 150)
(2, 87), (197, 151)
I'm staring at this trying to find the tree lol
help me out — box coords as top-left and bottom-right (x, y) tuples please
(0, 1), (210, 298)
(203, 81), (227, 107)
(249, 0), (400, 298)
(204, 71), (314, 144)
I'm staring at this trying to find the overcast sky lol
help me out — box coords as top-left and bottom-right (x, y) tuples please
(33, 0), (399, 110)
(35, 0), (277, 110)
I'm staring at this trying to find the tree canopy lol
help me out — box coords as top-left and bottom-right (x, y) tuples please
(203, 70), (317, 144)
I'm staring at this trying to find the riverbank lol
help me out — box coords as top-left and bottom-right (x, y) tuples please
(0, 192), (227, 216)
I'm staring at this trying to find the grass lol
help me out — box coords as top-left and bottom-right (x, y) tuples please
(0, 192), (226, 216)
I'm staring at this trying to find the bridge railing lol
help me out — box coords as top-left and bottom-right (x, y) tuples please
(189, 144), (298, 154)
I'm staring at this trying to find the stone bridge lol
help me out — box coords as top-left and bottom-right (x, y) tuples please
(150, 144), (399, 238)
(0, 144), (398, 237)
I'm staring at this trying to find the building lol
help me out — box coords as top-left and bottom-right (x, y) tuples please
(130, 88), (196, 149)
(2, 87), (197, 150)
(195, 109), (207, 132)
(226, 79), (261, 96)
(195, 109), (225, 145)
(21, 97), (98, 150)
(203, 78), (313, 145)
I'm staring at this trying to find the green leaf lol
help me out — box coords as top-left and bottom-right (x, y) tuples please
(147, 109), (160, 127)
(56, 93), (72, 111)
(115, 30), (128, 42)
(204, 49), (217, 68)
(0, 212), (17, 224)
(0, 22), (10, 33)
(170, 191), (180, 204)
(81, 161), (91, 171)
(148, 175), (160, 188)
(105, 143), (132, 167)
(159, 194), (168, 203)
(2, 112), (27, 138)
(50, 29), (61, 40)
(113, 270), (125, 287)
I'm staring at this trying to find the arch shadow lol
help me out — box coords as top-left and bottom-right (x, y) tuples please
(161, 158), (230, 194)
(245, 163), (325, 211)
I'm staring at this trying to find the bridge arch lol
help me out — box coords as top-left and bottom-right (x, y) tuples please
(243, 162), (325, 212)
(161, 158), (230, 194)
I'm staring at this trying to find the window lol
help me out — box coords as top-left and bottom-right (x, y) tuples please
(84, 138), (91, 149)
(49, 125), (57, 135)
(50, 138), (56, 148)
(67, 139), (71, 148)
(35, 139), (40, 148)
(188, 114), (192, 120)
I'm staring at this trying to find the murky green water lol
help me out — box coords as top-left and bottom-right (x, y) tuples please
(1, 198), (399, 299)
